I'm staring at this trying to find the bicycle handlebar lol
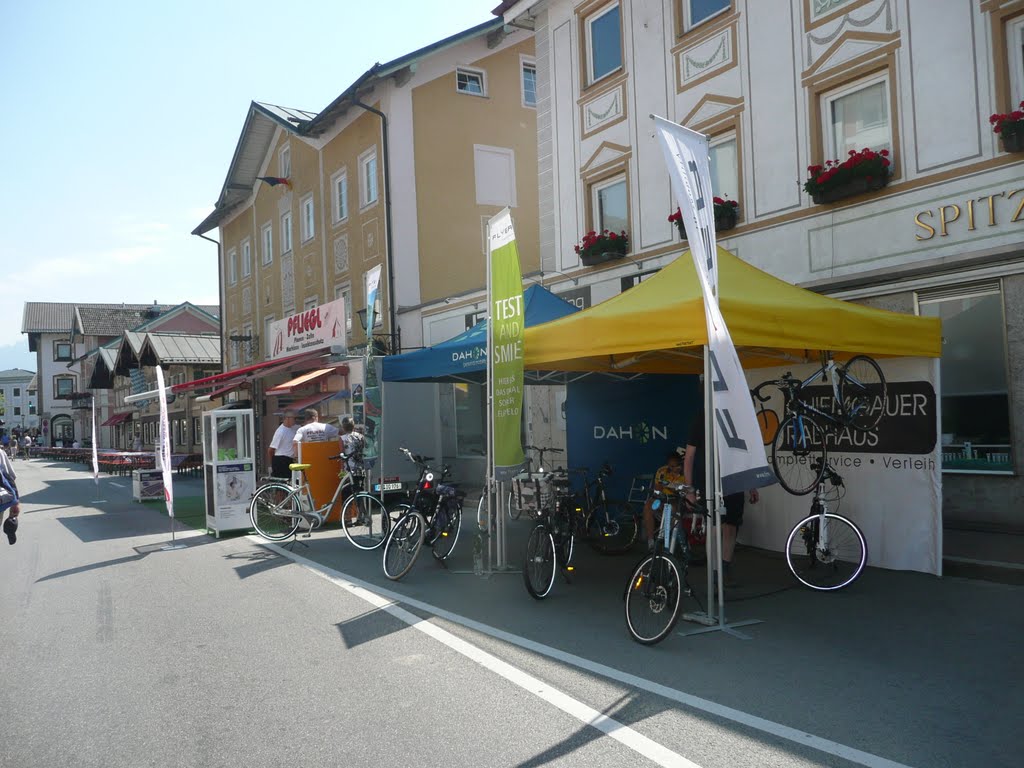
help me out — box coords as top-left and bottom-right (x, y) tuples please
(751, 373), (800, 402)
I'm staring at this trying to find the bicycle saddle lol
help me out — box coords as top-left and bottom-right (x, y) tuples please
(288, 463), (312, 471)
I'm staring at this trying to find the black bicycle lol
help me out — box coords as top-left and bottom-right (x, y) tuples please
(522, 468), (574, 599)
(754, 353), (886, 495)
(569, 464), (639, 555)
(624, 482), (705, 645)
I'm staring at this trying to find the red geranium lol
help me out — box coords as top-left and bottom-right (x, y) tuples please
(803, 148), (891, 198)
(574, 229), (629, 261)
(668, 195), (739, 223)
(989, 101), (1024, 135)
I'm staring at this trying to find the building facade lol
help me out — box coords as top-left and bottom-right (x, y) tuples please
(0, 369), (38, 434)
(498, 0), (1024, 532)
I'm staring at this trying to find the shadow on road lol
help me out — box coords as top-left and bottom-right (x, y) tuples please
(335, 607), (409, 650)
(35, 536), (222, 584)
(223, 549), (290, 580)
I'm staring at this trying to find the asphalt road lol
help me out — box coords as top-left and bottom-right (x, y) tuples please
(1, 459), (1019, 768)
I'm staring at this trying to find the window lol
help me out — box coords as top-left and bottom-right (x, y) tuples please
(1009, 15), (1024, 105)
(12, 387), (20, 397)
(333, 170), (349, 223)
(824, 74), (891, 160)
(709, 133), (738, 200)
(685, 0), (730, 30)
(300, 194), (315, 242)
(334, 284), (353, 337)
(229, 330), (239, 368)
(192, 416), (201, 445)
(917, 283), (1014, 474)
(360, 150), (379, 208)
(521, 59), (537, 107)
(51, 415), (74, 442)
(281, 211), (293, 253)
(227, 248), (238, 285)
(263, 315), (275, 359)
(54, 342), (72, 361)
(241, 240), (251, 278)
(54, 376), (75, 398)
(456, 67), (486, 96)
(453, 383), (486, 457)
(13, 407), (20, 416)
(592, 175), (628, 234)
(586, 3), (622, 85)
(261, 223), (273, 265)
(303, 296), (318, 311)
(279, 145), (291, 178)
(474, 145), (517, 207)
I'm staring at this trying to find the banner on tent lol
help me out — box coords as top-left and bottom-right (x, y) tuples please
(744, 358), (942, 575)
(654, 115), (776, 494)
(487, 209), (526, 482)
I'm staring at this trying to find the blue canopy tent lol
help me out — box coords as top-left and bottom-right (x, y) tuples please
(382, 284), (579, 383)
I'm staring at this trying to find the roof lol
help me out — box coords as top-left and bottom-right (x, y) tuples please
(140, 333), (221, 365)
(22, 302), (77, 333)
(22, 301), (219, 337)
(193, 17), (504, 236)
(0, 368), (36, 381)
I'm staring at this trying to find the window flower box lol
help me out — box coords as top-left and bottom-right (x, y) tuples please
(990, 102), (1024, 153)
(668, 197), (739, 240)
(575, 229), (629, 267)
(804, 148), (891, 205)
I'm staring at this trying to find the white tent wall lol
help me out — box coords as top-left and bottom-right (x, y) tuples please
(742, 358), (943, 576)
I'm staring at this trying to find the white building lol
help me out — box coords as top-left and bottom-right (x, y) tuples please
(494, 0), (1024, 534)
(0, 368), (38, 433)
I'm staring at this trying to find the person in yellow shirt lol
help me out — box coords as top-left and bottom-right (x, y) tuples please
(641, 450), (687, 551)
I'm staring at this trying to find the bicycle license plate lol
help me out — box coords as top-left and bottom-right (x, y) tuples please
(374, 477), (403, 492)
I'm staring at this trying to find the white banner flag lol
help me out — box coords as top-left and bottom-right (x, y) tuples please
(654, 115), (776, 494)
(365, 264), (383, 339)
(90, 397), (99, 484)
(155, 366), (174, 518)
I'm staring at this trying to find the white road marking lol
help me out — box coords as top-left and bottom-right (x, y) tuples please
(109, 482), (126, 488)
(266, 542), (916, 768)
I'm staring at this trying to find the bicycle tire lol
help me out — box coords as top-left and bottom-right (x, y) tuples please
(624, 554), (683, 645)
(431, 500), (462, 561)
(382, 510), (426, 581)
(249, 483), (302, 541)
(341, 492), (391, 551)
(785, 511), (867, 591)
(523, 524), (557, 599)
(588, 501), (639, 555)
(839, 355), (886, 431)
(771, 413), (827, 496)
(508, 484), (524, 521)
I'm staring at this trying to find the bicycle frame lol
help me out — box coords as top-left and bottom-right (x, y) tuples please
(285, 465), (359, 523)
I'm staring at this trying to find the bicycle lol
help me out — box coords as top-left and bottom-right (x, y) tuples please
(753, 353), (886, 496)
(784, 461), (867, 591)
(522, 468), (574, 599)
(569, 464), (639, 555)
(248, 453), (391, 549)
(382, 448), (464, 580)
(623, 482), (706, 645)
(476, 445), (564, 529)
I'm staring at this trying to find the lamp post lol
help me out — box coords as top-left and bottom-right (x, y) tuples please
(355, 309), (400, 356)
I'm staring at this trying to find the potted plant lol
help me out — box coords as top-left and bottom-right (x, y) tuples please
(668, 196), (739, 240)
(574, 229), (629, 267)
(804, 148), (891, 205)
(989, 102), (1024, 153)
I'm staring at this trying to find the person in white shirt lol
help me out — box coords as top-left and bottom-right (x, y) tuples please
(292, 408), (341, 460)
(267, 410), (299, 479)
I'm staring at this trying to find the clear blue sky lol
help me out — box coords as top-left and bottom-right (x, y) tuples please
(0, 0), (497, 372)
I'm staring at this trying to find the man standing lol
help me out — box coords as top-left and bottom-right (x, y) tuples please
(0, 447), (20, 545)
(291, 408), (341, 459)
(339, 417), (365, 473)
(267, 410), (298, 480)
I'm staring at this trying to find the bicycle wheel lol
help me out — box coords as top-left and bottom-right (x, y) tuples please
(431, 500), (462, 561)
(839, 355), (886, 431)
(624, 554), (683, 645)
(523, 524), (557, 599)
(249, 483), (302, 541)
(771, 413), (827, 496)
(508, 482), (525, 521)
(341, 492), (391, 550)
(588, 501), (639, 555)
(382, 510), (426, 581)
(785, 511), (867, 591)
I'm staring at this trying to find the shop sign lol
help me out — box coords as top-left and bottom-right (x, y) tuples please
(556, 285), (592, 310)
(914, 189), (1024, 240)
(268, 297), (348, 359)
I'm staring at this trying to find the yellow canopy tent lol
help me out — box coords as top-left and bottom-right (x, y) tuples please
(524, 247), (941, 374)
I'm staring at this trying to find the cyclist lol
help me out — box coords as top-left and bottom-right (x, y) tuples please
(641, 449), (688, 551)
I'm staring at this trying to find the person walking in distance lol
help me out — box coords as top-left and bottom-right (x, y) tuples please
(684, 409), (758, 587)
(267, 410), (299, 480)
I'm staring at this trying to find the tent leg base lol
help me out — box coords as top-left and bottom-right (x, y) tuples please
(678, 617), (762, 639)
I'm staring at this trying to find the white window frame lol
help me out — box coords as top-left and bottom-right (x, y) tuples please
(359, 148), (379, 209)
(456, 67), (487, 97)
(683, 0), (731, 32)
(334, 283), (353, 338)
(281, 211), (293, 254)
(709, 132), (739, 200)
(332, 168), (349, 224)
(227, 248), (238, 286)
(822, 72), (892, 160)
(520, 56), (537, 108)
(263, 315), (275, 360)
(242, 322), (254, 363)
(303, 295), (319, 311)
(279, 145), (291, 178)
(1008, 16), (1024, 106)
(591, 174), (628, 233)
(300, 194), (315, 242)
(261, 222), (273, 265)
(241, 239), (252, 278)
(229, 329), (239, 368)
(585, 2), (623, 86)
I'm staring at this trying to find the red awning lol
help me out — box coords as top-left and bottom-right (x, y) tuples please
(173, 350), (343, 395)
(287, 391), (338, 412)
(101, 412), (132, 427)
(265, 365), (347, 395)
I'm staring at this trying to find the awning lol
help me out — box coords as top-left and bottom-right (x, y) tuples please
(100, 412), (132, 427)
(287, 391), (339, 412)
(265, 365), (347, 395)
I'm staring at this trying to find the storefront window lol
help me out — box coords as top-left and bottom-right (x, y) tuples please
(918, 283), (1014, 474)
(454, 383), (486, 457)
